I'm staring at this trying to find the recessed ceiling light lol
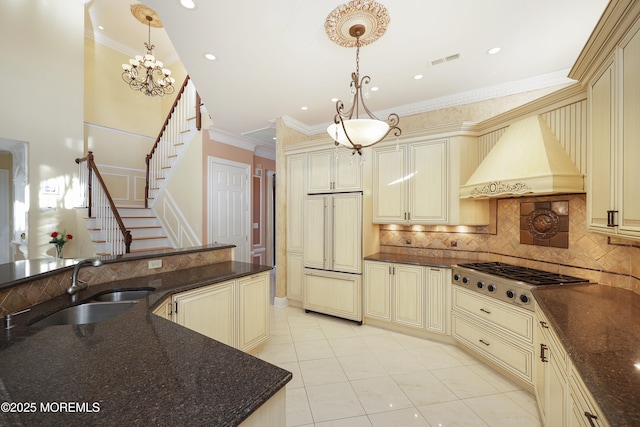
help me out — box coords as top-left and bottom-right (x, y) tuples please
(414, 74), (424, 80)
(98, 25), (105, 30)
(370, 86), (379, 92)
(301, 106), (308, 111)
(204, 53), (216, 61)
(486, 47), (501, 55)
(331, 97), (339, 103)
(180, 0), (196, 9)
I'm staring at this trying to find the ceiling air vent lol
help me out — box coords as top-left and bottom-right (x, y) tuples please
(430, 53), (462, 66)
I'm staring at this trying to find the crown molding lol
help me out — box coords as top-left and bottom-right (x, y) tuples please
(85, 29), (180, 66)
(299, 69), (575, 136)
(207, 127), (276, 160)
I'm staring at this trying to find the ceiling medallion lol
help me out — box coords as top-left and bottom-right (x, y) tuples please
(130, 4), (164, 28)
(325, 0), (390, 48)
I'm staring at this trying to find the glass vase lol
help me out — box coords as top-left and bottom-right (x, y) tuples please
(55, 245), (63, 259)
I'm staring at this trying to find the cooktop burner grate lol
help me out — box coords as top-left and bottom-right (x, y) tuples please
(456, 262), (587, 286)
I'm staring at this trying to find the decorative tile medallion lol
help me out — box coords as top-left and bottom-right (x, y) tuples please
(520, 201), (569, 248)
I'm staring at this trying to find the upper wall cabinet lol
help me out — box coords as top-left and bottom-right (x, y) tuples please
(587, 18), (640, 240)
(307, 148), (362, 193)
(372, 136), (489, 225)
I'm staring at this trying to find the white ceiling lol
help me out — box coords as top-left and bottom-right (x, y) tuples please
(85, 0), (609, 148)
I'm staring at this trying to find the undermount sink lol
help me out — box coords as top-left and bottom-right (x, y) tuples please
(30, 301), (137, 328)
(91, 288), (154, 302)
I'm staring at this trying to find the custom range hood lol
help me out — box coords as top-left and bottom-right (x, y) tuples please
(460, 115), (584, 199)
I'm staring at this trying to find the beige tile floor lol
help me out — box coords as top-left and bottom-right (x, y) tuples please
(257, 306), (541, 427)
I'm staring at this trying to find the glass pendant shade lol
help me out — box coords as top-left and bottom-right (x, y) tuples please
(327, 119), (390, 147)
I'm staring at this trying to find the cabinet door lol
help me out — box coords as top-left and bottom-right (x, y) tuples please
(238, 273), (270, 352)
(174, 281), (236, 347)
(393, 264), (424, 328)
(152, 298), (172, 320)
(588, 61), (615, 232)
(303, 195), (327, 270)
(334, 149), (362, 191)
(372, 145), (407, 223)
(620, 27), (640, 236)
(545, 342), (569, 427)
(304, 269), (361, 322)
(307, 150), (333, 193)
(534, 315), (548, 421)
(286, 154), (306, 252)
(568, 362), (610, 427)
(332, 193), (362, 273)
(364, 261), (391, 321)
(409, 140), (448, 223)
(425, 268), (448, 334)
(286, 252), (304, 302)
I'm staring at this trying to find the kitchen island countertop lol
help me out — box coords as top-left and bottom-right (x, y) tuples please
(0, 261), (291, 426)
(534, 284), (640, 427)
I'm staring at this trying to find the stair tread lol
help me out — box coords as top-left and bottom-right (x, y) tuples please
(132, 236), (168, 241)
(129, 247), (173, 253)
(126, 225), (162, 229)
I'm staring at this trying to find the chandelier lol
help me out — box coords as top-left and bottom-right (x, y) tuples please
(325, 1), (401, 155)
(121, 6), (175, 97)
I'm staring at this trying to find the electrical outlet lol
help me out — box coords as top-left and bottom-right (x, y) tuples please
(148, 259), (162, 269)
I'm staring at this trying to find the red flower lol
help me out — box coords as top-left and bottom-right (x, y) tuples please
(66, 234), (73, 240)
(51, 231), (58, 238)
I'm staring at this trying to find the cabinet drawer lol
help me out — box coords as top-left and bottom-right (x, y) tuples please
(452, 313), (534, 385)
(453, 286), (534, 343)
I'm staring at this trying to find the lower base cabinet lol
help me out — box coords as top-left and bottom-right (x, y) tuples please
(535, 306), (610, 427)
(452, 286), (535, 386)
(152, 272), (270, 353)
(303, 269), (362, 323)
(364, 261), (450, 335)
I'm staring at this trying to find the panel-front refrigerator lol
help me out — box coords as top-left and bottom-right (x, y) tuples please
(303, 192), (363, 323)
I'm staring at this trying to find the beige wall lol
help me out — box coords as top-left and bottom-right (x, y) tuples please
(84, 38), (187, 139)
(0, 1), (85, 259)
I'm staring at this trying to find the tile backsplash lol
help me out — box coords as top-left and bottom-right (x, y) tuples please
(379, 194), (640, 293)
(0, 249), (232, 316)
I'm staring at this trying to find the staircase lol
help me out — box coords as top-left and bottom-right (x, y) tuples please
(78, 76), (200, 256)
(86, 208), (172, 255)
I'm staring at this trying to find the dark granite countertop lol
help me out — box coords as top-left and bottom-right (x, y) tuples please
(0, 261), (291, 426)
(365, 252), (470, 268)
(0, 243), (235, 290)
(533, 284), (640, 427)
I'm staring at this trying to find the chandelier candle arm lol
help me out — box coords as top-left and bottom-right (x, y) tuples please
(325, 3), (401, 155)
(121, 10), (175, 97)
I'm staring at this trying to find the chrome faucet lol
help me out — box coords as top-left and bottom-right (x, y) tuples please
(66, 259), (102, 302)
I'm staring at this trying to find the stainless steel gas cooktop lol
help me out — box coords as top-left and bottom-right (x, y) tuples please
(452, 262), (589, 311)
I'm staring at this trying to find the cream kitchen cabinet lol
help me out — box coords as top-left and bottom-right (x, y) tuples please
(237, 273), (270, 352)
(154, 272), (270, 353)
(286, 153), (305, 302)
(535, 309), (569, 427)
(568, 363), (610, 427)
(307, 148), (362, 193)
(304, 269), (362, 323)
(534, 306), (610, 427)
(286, 252), (304, 303)
(452, 285), (534, 386)
(372, 136), (488, 225)
(587, 20), (640, 240)
(173, 280), (236, 347)
(364, 261), (450, 335)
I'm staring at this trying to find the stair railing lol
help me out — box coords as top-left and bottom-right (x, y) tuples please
(145, 75), (201, 208)
(76, 151), (132, 255)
